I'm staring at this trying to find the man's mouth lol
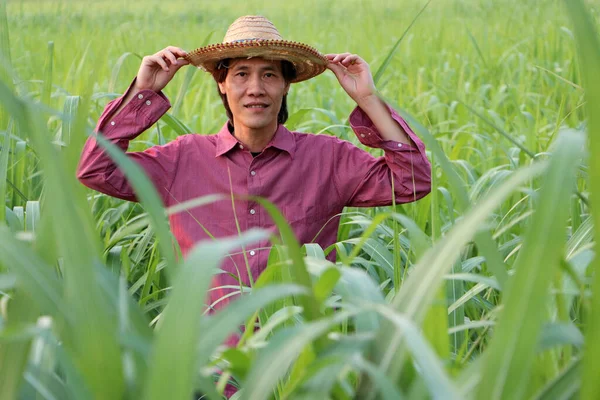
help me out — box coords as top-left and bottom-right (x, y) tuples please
(245, 103), (269, 109)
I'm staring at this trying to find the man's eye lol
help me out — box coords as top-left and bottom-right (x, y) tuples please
(236, 72), (247, 77)
(265, 73), (275, 78)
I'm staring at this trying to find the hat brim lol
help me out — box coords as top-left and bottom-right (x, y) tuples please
(184, 39), (328, 83)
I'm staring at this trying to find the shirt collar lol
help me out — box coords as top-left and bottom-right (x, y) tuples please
(215, 122), (296, 159)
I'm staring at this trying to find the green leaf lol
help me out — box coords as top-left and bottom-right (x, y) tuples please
(252, 197), (321, 324)
(361, 160), (547, 398)
(475, 131), (584, 400)
(144, 229), (268, 400)
(242, 310), (357, 400)
(197, 284), (309, 367)
(537, 323), (584, 352)
(372, 0), (432, 86)
(372, 304), (461, 400)
(160, 112), (192, 135)
(564, 1), (600, 399)
(0, 292), (39, 400)
(0, 131), (8, 224)
(313, 267), (341, 305)
(94, 133), (178, 277)
(532, 359), (581, 400)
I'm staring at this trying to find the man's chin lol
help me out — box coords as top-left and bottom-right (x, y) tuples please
(239, 119), (277, 131)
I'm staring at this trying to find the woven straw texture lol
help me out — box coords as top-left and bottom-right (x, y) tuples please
(184, 16), (327, 83)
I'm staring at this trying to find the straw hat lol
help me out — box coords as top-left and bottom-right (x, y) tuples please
(184, 15), (327, 83)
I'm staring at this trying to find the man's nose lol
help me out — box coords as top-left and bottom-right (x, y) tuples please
(247, 75), (266, 95)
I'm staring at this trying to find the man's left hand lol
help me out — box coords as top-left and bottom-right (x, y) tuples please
(326, 53), (377, 106)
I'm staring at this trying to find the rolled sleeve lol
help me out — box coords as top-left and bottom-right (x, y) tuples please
(97, 79), (171, 139)
(336, 104), (431, 207)
(349, 104), (426, 153)
(77, 78), (178, 203)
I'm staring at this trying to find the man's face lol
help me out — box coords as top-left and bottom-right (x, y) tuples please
(218, 58), (290, 132)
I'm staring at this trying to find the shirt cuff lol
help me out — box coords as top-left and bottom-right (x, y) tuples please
(98, 77), (171, 138)
(349, 104), (423, 152)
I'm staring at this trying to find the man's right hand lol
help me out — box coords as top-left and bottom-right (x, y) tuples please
(107, 47), (190, 122)
(135, 46), (190, 93)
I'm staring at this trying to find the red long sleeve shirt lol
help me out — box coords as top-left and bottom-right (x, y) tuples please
(77, 84), (431, 310)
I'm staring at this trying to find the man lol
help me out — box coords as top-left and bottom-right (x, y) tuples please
(77, 15), (431, 313)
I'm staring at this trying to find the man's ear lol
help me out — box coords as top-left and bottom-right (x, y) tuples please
(284, 83), (291, 96)
(218, 81), (226, 95)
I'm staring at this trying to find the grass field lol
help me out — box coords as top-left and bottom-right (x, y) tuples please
(1, 0), (600, 398)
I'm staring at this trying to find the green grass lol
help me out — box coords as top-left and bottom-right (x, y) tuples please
(1, 0), (599, 398)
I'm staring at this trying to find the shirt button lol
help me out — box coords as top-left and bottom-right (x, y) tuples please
(137, 94), (144, 99)
(397, 143), (403, 148)
(249, 250), (256, 256)
(250, 170), (256, 176)
(145, 100), (152, 106)
(249, 209), (256, 215)
(110, 121), (115, 126)
(360, 134), (365, 138)
(239, 144), (244, 150)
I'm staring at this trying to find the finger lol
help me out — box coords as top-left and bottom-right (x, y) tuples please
(341, 54), (360, 66)
(332, 53), (352, 63)
(150, 55), (170, 71)
(162, 49), (178, 66)
(171, 58), (191, 70)
(326, 61), (345, 79)
(166, 46), (188, 57)
(175, 58), (191, 66)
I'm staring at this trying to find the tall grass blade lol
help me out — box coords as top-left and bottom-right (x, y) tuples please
(0, 0), (12, 133)
(0, 78), (125, 398)
(108, 52), (141, 93)
(243, 311), (356, 400)
(360, 161), (547, 398)
(397, 107), (509, 288)
(160, 112), (192, 135)
(172, 32), (213, 115)
(11, 140), (26, 206)
(0, 293), (39, 400)
(564, 1), (600, 398)
(252, 197), (321, 323)
(372, 0), (431, 86)
(197, 284), (309, 366)
(144, 229), (268, 400)
(0, 131), (8, 223)
(25, 201), (39, 232)
(475, 131), (584, 400)
(0, 227), (66, 315)
(532, 359), (580, 400)
(372, 304), (460, 400)
(59, 96), (80, 147)
(94, 133), (178, 276)
(465, 26), (488, 68)
(42, 42), (54, 106)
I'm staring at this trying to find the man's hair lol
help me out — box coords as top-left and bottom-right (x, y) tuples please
(211, 58), (297, 125)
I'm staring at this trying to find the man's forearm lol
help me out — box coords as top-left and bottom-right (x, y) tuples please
(355, 94), (412, 144)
